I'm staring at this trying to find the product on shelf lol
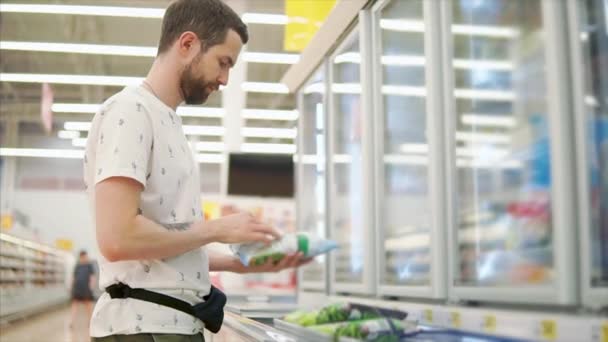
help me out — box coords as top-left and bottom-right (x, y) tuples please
(231, 232), (338, 267)
(309, 318), (417, 341)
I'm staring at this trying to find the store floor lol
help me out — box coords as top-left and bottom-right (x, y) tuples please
(0, 305), (90, 342)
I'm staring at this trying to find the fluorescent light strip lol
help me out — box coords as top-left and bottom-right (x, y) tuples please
(304, 83), (325, 94)
(2, 74), (287, 95)
(0, 148), (84, 159)
(454, 89), (514, 101)
(196, 153), (225, 164)
(194, 142), (225, 152)
(64, 121), (225, 136)
(182, 125), (225, 136)
(334, 52), (361, 64)
(455, 131), (511, 144)
(1, 73), (143, 86)
(241, 143), (296, 154)
(243, 52), (299, 64)
(242, 109), (298, 121)
(453, 59), (513, 71)
(1, 41), (156, 57)
(400, 143), (429, 154)
(332, 83), (361, 94)
(176, 107), (224, 118)
(241, 82), (289, 94)
(241, 13), (288, 25)
(382, 85), (427, 97)
(72, 138), (87, 147)
(0, 3), (165, 18)
(241, 127), (296, 139)
(461, 114), (516, 127)
(380, 19), (519, 38)
(383, 154), (428, 165)
(64, 121), (91, 131)
(53, 103), (224, 118)
(57, 130), (80, 139)
(52, 103), (100, 113)
(1, 42), (300, 65)
(337, 52), (511, 70)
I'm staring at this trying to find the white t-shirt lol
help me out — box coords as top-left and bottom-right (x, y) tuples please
(84, 86), (210, 337)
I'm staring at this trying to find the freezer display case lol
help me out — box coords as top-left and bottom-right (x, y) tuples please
(570, 0), (608, 308)
(372, 0), (446, 298)
(328, 21), (375, 294)
(445, 0), (577, 304)
(297, 65), (329, 290)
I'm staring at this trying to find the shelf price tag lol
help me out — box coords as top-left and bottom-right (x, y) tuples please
(539, 320), (557, 341)
(450, 311), (461, 328)
(424, 309), (433, 323)
(482, 315), (496, 333)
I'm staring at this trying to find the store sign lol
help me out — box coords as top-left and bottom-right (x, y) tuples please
(284, 0), (336, 52)
(55, 238), (73, 251)
(0, 214), (13, 230)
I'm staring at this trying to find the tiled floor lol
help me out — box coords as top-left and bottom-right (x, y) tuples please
(0, 305), (90, 342)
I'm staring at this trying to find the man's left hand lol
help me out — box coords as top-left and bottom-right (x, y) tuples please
(244, 252), (313, 273)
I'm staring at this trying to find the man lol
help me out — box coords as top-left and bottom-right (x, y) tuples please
(84, 1), (307, 340)
(70, 250), (96, 329)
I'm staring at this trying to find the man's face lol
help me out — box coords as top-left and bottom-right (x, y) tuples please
(180, 29), (243, 105)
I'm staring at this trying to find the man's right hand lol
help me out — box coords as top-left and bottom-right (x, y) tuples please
(205, 212), (282, 245)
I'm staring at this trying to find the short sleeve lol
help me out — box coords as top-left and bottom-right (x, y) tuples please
(94, 100), (153, 187)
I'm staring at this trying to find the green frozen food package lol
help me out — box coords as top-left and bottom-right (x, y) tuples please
(231, 232), (338, 266)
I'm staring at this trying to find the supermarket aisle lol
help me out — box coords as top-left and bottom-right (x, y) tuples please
(0, 305), (90, 342)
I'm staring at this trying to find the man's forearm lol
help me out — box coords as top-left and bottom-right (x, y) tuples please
(99, 215), (217, 262)
(208, 250), (248, 274)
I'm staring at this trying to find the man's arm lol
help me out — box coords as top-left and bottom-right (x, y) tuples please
(95, 177), (280, 262)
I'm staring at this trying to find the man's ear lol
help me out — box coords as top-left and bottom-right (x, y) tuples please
(176, 31), (201, 58)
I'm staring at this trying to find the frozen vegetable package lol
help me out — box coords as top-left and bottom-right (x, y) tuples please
(231, 232), (338, 267)
(283, 302), (406, 327)
(309, 318), (418, 342)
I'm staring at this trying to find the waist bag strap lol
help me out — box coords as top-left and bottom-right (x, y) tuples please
(105, 282), (226, 333)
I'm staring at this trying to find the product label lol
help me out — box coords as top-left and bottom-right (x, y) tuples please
(539, 320), (556, 341)
(483, 315), (496, 333)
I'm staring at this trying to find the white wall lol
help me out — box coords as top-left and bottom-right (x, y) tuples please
(13, 190), (99, 260)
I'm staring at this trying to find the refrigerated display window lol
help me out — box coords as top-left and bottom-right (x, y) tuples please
(331, 31), (365, 284)
(579, 0), (608, 288)
(375, 0), (432, 287)
(299, 69), (327, 283)
(451, 0), (554, 286)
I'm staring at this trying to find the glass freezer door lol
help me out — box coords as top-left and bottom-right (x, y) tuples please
(373, 0), (445, 298)
(571, 0), (608, 308)
(297, 67), (328, 290)
(446, 0), (576, 304)
(328, 24), (375, 294)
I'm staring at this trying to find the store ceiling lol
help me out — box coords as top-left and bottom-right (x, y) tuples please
(0, 0), (297, 150)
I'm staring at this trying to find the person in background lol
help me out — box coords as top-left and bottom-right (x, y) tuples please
(84, 0), (309, 341)
(70, 249), (96, 329)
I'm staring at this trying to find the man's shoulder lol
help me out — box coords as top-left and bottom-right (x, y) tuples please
(101, 86), (146, 112)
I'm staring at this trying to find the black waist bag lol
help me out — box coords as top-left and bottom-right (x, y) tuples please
(106, 282), (227, 333)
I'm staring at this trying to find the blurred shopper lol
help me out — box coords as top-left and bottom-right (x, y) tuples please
(84, 1), (308, 341)
(70, 250), (96, 329)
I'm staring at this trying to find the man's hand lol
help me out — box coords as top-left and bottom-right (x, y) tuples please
(243, 252), (313, 273)
(206, 212), (282, 245)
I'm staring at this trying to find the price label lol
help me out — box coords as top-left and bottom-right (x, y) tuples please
(450, 312), (461, 328)
(482, 315), (496, 332)
(539, 320), (557, 341)
(424, 309), (433, 323)
(602, 322), (607, 342)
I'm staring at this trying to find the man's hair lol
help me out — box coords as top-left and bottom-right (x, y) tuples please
(79, 250), (87, 257)
(158, 0), (249, 55)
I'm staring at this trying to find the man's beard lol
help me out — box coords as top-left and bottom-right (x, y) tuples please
(180, 57), (215, 105)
